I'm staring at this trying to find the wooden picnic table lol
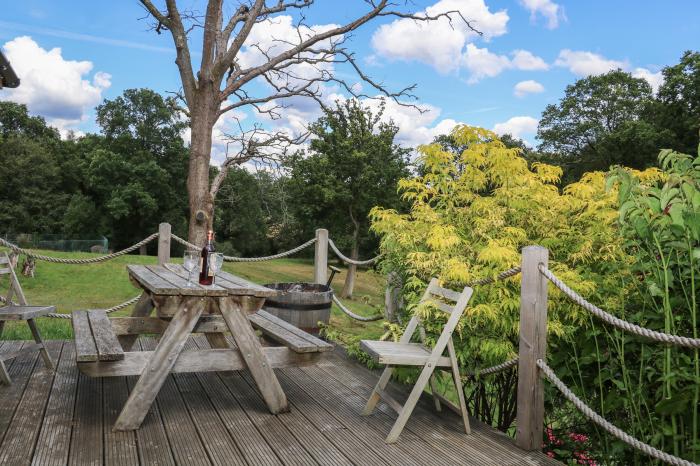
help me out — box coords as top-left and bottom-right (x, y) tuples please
(111, 263), (289, 431)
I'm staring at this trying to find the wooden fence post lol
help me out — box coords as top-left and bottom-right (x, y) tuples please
(158, 222), (171, 265)
(385, 272), (402, 322)
(516, 245), (549, 451)
(314, 228), (328, 284)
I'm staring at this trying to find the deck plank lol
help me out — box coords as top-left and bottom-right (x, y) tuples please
(240, 370), (353, 466)
(276, 370), (390, 466)
(0, 341), (33, 443)
(127, 340), (176, 466)
(0, 341), (62, 466)
(217, 370), (318, 466)
(173, 339), (247, 466)
(69, 362), (103, 465)
(104, 376), (139, 466)
(320, 352), (561, 466)
(287, 365), (450, 466)
(190, 335), (285, 466)
(139, 337), (212, 466)
(0, 338), (562, 465)
(32, 342), (77, 466)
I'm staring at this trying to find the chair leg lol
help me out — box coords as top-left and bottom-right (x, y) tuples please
(385, 362), (437, 444)
(448, 339), (470, 434)
(0, 358), (11, 385)
(363, 366), (393, 415)
(27, 319), (54, 370)
(429, 373), (442, 412)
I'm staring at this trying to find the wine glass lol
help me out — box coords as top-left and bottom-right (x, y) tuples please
(210, 253), (224, 285)
(183, 250), (199, 287)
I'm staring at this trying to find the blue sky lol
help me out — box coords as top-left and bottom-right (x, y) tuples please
(1, 0), (699, 156)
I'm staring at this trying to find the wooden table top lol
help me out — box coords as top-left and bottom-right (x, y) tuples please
(127, 263), (278, 298)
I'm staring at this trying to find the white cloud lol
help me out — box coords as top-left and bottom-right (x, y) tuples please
(2, 36), (111, 135)
(555, 49), (627, 77)
(493, 116), (539, 139)
(514, 80), (545, 97)
(238, 15), (339, 89)
(519, 0), (565, 29)
(554, 49), (664, 91)
(462, 44), (512, 83)
(632, 67), (664, 92)
(371, 0), (509, 73)
(511, 50), (549, 70)
(462, 45), (548, 83)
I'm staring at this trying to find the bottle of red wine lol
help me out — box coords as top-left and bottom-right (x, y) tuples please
(198, 230), (215, 285)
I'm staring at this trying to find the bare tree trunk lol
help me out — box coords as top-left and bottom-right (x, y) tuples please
(187, 90), (217, 247)
(341, 214), (360, 298)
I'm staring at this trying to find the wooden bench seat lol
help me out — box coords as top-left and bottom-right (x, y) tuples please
(0, 305), (55, 320)
(249, 310), (333, 353)
(72, 310), (124, 362)
(360, 340), (452, 367)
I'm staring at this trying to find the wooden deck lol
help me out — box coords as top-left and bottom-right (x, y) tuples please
(0, 337), (560, 465)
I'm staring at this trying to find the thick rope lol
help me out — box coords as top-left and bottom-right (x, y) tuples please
(467, 266), (522, 287)
(328, 239), (379, 266)
(171, 234), (198, 250)
(45, 295), (142, 319)
(332, 295), (383, 322)
(224, 238), (316, 262)
(465, 357), (519, 377)
(537, 359), (698, 466)
(540, 265), (700, 348)
(172, 235), (316, 262)
(0, 233), (159, 264)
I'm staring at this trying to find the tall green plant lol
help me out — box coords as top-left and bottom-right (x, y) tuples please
(609, 145), (700, 461)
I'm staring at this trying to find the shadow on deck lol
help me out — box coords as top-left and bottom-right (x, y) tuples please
(0, 337), (560, 465)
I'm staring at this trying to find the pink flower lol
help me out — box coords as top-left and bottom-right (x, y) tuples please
(546, 451), (555, 458)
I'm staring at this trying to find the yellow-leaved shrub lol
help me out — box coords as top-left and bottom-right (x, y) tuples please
(370, 125), (648, 367)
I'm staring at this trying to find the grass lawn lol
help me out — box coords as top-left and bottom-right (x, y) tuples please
(0, 249), (386, 344)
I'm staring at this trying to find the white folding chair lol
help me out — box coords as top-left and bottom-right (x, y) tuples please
(360, 278), (473, 443)
(0, 252), (55, 384)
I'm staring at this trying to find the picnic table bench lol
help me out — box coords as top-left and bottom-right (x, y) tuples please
(71, 263), (332, 431)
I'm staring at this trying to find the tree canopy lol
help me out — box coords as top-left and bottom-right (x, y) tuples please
(286, 99), (410, 296)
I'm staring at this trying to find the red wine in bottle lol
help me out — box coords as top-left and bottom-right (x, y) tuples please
(198, 230), (215, 285)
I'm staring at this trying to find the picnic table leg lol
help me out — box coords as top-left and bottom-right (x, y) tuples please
(219, 296), (289, 414)
(113, 296), (205, 431)
(118, 292), (154, 351)
(27, 318), (54, 370)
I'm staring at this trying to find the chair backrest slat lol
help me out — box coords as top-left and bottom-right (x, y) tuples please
(407, 278), (473, 346)
(429, 284), (461, 303)
(424, 298), (454, 314)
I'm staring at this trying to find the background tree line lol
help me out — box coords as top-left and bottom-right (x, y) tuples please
(1, 51), (698, 270)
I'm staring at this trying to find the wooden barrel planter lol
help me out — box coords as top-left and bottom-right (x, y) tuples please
(262, 283), (333, 335)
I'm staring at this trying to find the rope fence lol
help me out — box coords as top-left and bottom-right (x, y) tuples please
(539, 265), (700, 348)
(328, 239), (380, 266)
(0, 234), (159, 264)
(537, 359), (698, 466)
(332, 295), (383, 322)
(45, 295), (142, 319)
(465, 357), (519, 377)
(467, 266), (521, 287)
